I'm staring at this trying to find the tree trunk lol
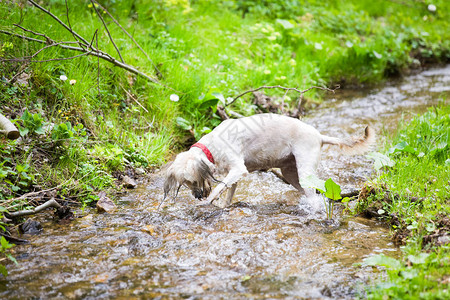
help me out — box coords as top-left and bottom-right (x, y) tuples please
(0, 113), (20, 140)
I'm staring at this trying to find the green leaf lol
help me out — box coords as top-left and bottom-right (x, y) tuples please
(6, 254), (17, 265)
(363, 254), (403, 269)
(373, 50), (382, 59)
(16, 164), (26, 173)
(198, 99), (219, 111)
(366, 152), (395, 170)
(175, 117), (192, 131)
(425, 222), (436, 233)
(276, 19), (295, 29)
(210, 92), (225, 104)
(19, 127), (29, 137)
(389, 141), (417, 155)
(407, 253), (430, 265)
(324, 178), (342, 201)
(34, 126), (45, 135)
(0, 265), (7, 277)
(21, 110), (32, 121)
(300, 174), (325, 193)
(341, 197), (351, 203)
(0, 236), (13, 250)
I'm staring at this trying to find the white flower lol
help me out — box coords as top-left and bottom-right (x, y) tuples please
(314, 42), (323, 50)
(60, 75), (67, 81)
(427, 4), (436, 12)
(69, 79), (76, 85)
(170, 94), (179, 102)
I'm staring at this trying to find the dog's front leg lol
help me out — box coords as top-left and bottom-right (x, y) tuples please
(207, 167), (247, 208)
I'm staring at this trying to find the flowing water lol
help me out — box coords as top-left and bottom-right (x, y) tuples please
(1, 66), (449, 299)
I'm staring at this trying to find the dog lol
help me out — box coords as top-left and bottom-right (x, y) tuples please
(163, 113), (375, 208)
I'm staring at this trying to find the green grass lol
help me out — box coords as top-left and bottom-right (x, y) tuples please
(357, 101), (450, 299)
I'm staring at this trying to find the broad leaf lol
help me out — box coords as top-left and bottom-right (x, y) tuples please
(366, 152), (395, 170)
(407, 253), (430, 265)
(276, 19), (295, 29)
(389, 141), (417, 155)
(363, 254), (403, 269)
(198, 99), (219, 111)
(175, 117), (192, 131)
(300, 174), (325, 193)
(324, 178), (342, 201)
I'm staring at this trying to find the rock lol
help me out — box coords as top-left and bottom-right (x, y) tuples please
(123, 175), (137, 189)
(437, 235), (450, 246)
(135, 167), (145, 175)
(20, 219), (43, 235)
(96, 192), (117, 213)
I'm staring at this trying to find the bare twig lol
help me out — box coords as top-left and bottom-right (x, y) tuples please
(226, 85), (340, 107)
(96, 29), (101, 99)
(13, 23), (53, 44)
(64, 0), (85, 50)
(120, 84), (149, 113)
(5, 51), (92, 63)
(90, 0), (124, 63)
(90, 0), (161, 75)
(4, 199), (62, 219)
(28, 0), (91, 48)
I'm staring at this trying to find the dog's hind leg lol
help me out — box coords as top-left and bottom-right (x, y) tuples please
(280, 165), (303, 192)
(293, 146), (321, 197)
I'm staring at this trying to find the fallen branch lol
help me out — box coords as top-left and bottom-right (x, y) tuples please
(2, 185), (61, 206)
(4, 198), (62, 219)
(226, 85), (340, 107)
(0, 113), (20, 140)
(1, 29), (159, 83)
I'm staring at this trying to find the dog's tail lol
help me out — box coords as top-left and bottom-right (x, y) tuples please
(321, 126), (376, 155)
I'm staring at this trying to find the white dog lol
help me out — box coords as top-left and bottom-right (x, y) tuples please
(163, 113), (375, 208)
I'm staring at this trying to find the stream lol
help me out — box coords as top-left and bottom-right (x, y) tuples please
(1, 65), (449, 299)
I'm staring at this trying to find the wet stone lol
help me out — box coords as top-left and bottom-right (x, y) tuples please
(20, 219), (43, 235)
(123, 176), (138, 189)
(96, 192), (117, 213)
(188, 204), (224, 222)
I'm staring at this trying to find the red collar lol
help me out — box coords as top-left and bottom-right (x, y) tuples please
(190, 142), (215, 164)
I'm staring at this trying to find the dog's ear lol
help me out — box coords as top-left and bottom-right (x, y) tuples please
(195, 160), (216, 198)
(197, 160), (215, 183)
(163, 162), (177, 197)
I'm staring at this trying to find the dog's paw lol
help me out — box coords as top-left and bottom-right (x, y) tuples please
(211, 198), (228, 208)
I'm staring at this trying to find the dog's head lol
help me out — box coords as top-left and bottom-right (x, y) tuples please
(163, 151), (215, 200)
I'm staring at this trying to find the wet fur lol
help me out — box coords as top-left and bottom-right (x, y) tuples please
(163, 113), (375, 208)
